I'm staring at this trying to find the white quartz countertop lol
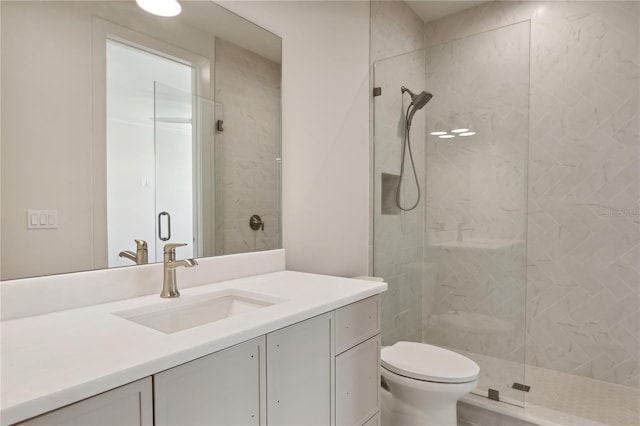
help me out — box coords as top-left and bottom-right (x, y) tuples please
(0, 270), (386, 425)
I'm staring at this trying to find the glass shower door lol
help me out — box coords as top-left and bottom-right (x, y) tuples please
(153, 83), (221, 260)
(373, 20), (529, 407)
(154, 82), (196, 259)
(422, 21), (530, 406)
(373, 49), (427, 348)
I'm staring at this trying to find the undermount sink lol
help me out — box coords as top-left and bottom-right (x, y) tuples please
(114, 290), (286, 334)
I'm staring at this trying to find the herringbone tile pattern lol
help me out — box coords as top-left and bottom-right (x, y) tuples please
(525, 1), (639, 388)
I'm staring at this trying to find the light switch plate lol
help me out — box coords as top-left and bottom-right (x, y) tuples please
(27, 210), (58, 229)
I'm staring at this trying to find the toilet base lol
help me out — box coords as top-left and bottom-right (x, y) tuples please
(382, 387), (458, 426)
(380, 368), (477, 426)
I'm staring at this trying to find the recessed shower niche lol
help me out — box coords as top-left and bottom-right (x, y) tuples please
(381, 173), (401, 215)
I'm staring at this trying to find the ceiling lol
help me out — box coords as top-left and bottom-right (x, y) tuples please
(404, 1), (488, 23)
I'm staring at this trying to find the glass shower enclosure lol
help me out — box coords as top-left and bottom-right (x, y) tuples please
(373, 21), (530, 406)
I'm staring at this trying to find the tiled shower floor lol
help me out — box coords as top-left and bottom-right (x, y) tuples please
(457, 349), (640, 425)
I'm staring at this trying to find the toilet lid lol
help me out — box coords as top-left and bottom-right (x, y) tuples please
(381, 341), (479, 383)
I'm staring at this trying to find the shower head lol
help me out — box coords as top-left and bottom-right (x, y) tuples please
(401, 86), (433, 127)
(411, 91), (433, 110)
(401, 86), (433, 108)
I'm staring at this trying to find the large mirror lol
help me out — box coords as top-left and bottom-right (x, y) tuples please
(1, 0), (282, 280)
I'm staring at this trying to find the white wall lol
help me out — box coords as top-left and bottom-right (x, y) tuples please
(218, 1), (371, 277)
(1, 2), (95, 279)
(0, 1), (217, 279)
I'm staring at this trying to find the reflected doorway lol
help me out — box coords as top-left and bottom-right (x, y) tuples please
(106, 39), (196, 266)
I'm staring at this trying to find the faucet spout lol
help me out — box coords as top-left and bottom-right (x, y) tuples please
(161, 243), (198, 298)
(118, 240), (148, 265)
(165, 258), (198, 270)
(119, 250), (137, 262)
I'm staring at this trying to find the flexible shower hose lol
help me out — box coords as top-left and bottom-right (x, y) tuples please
(395, 104), (421, 211)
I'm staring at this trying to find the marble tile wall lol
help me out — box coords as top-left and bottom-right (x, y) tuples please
(423, 1), (640, 388)
(214, 39), (281, 255)
(371, 0), (425, 63)
(371, 0), (425, 345)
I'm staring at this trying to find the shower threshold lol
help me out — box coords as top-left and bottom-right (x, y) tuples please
(459, 393), (606, 426)
(455, 353), (639, 426)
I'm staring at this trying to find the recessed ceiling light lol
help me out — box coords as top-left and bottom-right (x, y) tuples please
(459, 132), (476, 136)
(136, 0), (182, 17)
(430, 131), (447, 136)
(451, 128), (470, 133)
(439, 134), (455, 139)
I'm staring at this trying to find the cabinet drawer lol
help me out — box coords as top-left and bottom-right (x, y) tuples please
(335, 335), (381, 426)
(335, 295), (380, 354)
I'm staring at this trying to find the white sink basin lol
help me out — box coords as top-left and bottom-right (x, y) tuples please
(114, 290), (286, 334)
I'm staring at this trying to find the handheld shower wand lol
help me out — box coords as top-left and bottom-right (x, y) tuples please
(397, 86), (433, 211)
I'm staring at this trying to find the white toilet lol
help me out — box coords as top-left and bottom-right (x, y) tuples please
(380, 341), (480, 426)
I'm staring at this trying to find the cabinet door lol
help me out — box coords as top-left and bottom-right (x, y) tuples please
(335, 335), (381, 426)
(267, 313), (333, 426)
(154, 336), (266, 426)
(18, 378), (152, 426)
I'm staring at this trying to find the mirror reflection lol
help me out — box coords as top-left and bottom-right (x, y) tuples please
(1, 1), (282, 280)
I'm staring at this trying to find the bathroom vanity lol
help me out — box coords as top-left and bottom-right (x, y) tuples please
(0, 251), (386, 426)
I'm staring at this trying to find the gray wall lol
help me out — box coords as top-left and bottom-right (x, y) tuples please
(215, 39), (281, 255)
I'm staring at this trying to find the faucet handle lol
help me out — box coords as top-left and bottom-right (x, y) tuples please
(164, 242), (188, 254)
(134, 239), (147, 250)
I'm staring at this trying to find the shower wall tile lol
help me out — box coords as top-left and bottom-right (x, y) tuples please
(423, 1), (536, 49)
(424, 1), (640, 389)
(371, 0), (425, 63)
(527, 0), (639, 389)
(215, 39), (281, 255)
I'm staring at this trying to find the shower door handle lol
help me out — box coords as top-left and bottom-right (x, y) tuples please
(158, 211), (171, 241)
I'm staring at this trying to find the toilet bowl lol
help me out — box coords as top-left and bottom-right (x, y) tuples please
(380, 341), (479, 426)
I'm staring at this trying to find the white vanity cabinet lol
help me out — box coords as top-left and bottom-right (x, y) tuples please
(9, 294), (383, 426)
(16, 378), (152, 426)
(334, 296), (381, 426)
(151, 314), (334, 426)
(153, 336), (266, 426)
(266, 312), (333, 426)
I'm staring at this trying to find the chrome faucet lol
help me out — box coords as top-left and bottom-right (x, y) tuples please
(161, 243), (198, 298)
(119, 239), (148, 265)
(457, 221), (475, 242)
